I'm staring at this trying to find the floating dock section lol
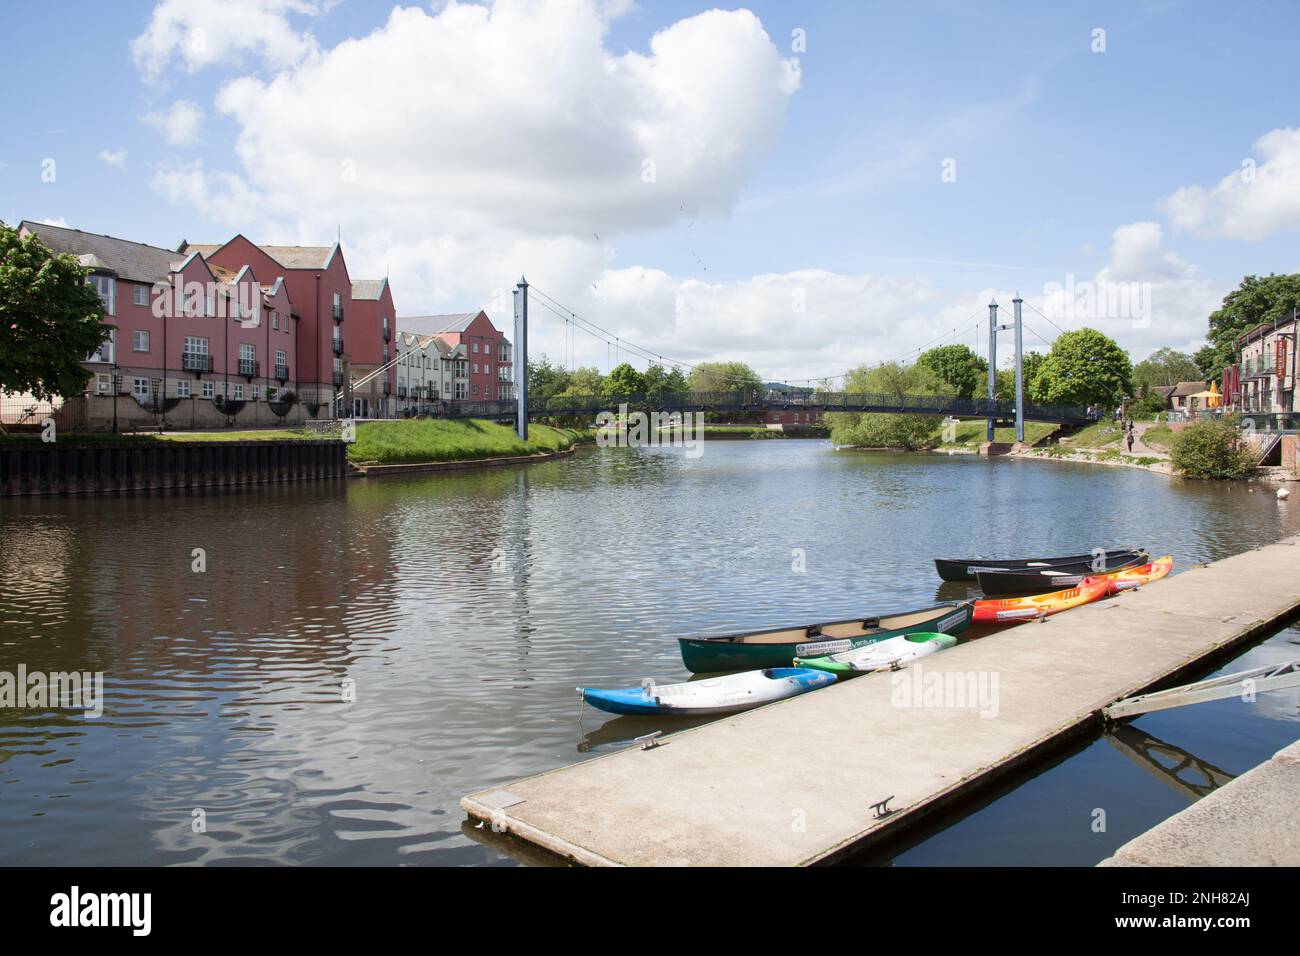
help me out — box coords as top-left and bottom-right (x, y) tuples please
(463, 536), (1300, 866)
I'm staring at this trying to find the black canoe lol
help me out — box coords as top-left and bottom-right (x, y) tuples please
(934, 547), (1144, 583)
(974, 553), (1148, 595)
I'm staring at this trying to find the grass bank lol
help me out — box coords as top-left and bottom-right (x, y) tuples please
(657, 424), (830, 440)
(935, 419), (1058, 449)
(348, 418), (587, 465)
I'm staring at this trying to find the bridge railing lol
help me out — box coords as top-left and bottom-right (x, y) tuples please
(523, 391), (1098, 422)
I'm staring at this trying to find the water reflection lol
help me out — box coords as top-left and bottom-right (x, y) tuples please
(1, 443), (1298, 865)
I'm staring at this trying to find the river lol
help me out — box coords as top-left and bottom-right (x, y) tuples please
(1, 440), (1297, 865)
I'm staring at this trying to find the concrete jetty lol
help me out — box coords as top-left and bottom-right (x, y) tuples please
(1101, 738), (1300, 866)
(462, 536), (1300, 866)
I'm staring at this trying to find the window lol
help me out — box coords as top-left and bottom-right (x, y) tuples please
(184, 336), (208, 355)
(133, 330), (150, 352)
(251, 385), (260, 400)
(133, 378), (149, 399)
(240, 343), (256, 361)
(271, 310), (278, 331)
(201, 381), (215, 399)
(232, 384), (244, 400)
(87, 274), (115, 315)
(87, 327), (115, 364)
(276, 349), (286, 367)
(444, 381), (451, 395)
(95, 373), (111, 395)
(176, 379), (191, 398)
(472, 363), (478, 374)
(133, 285), (149, 307)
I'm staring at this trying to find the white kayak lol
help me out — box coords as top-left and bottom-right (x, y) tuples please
(795, 632), (958, 674)
(579, 667), (837, 717)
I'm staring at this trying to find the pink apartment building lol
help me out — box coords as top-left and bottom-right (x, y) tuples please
(18, 221), (299, 430)
(179, 236), (395, 417)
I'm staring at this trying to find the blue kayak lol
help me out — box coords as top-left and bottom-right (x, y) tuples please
(579, 667), (836, 717)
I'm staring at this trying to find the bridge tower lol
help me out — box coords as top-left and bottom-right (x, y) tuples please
(1013, 293), (1025, 443)
(986, 299), (999, 442)
(514, 276), (529, 440)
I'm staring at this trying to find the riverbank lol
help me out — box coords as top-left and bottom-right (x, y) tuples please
(347, 419), (589, 466)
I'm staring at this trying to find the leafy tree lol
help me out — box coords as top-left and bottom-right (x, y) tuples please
(1133, 347), (1202, 390)
(0, 222), (107, 402)
(1196, 274), (1300, 378)
(992, 352), (1045, 403)
(916, 344), (987, 398)
(1033, 328), (1132, 409)
(557, 366), (604, 396)
(828, 362), (952, 450)
(603, 362), (646, 396)
(1171, 419), (1256, 479)
(526, 355), (572, 400)
(688, 361), (763, 395)
(643, 362), (688, 399)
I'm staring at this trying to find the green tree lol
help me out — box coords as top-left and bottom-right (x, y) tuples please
(687, 361), (762, 395)
(828, 362), (953, 450)
(526, 355), (571, 400)
(643, 363), (688, 399)
(1196, 274), (1300, 378)
(0, 222), (107, 402)
(1133, 347), (1202, 390)
(558, 366), (604, 396)
(1171, 419), (1256, 479)
(916, 344), (987, 398)
(603, 362), (646, 396)
(991, 352), (1044, 403)
(1033, 328), (1132, 409)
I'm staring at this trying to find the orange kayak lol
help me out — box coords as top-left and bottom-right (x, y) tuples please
(1087, 555), (1172, 595)
(973, 578), (1110, 625)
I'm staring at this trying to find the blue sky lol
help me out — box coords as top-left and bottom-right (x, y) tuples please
(3, 1), (1298, 379)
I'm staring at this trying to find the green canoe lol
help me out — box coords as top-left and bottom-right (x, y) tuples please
(796, 632), (958, 675)
(677, 602), (972, 673)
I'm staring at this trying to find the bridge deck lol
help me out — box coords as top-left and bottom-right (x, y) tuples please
(462, 535), (1300, 866)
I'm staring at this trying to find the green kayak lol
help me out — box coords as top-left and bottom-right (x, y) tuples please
(795, 632), (958, 675)
(677, 602), (972, 673)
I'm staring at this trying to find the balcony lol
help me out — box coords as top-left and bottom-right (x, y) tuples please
(383, 327), (391, 343)
(427, 384), (438, 400)
(182, 352), (213, 375)
(238, 358), (259, 379)
(333, 337), (344, 356)
(397, 384), (407, 399)
(333, 303), (344, 323)
(383, 380), (392, 396)
(332, 371), (344, 387)
(274, 364), (290, 382)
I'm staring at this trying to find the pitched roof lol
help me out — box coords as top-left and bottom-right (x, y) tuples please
(352, 278), (387, 300)
(1150, 385), (1177, 397)
(260, 245), (336, 269)
(179, 240), (338, 271)
(399, 312), (481, 336)
(1169, 380), (1207, 397)
(21, 220), (185, 284)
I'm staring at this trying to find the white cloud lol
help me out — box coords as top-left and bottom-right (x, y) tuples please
(97, 149), (128, 168)
(131, 0), (326, 80)
(39, 217), (70, 228)
(1161, 127), (1300, 240)
(143, 99), (205, 146)
(1030, 222), (1223, 361)
(194, 1), (798, 241)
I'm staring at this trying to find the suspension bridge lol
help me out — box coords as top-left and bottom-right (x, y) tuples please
(436, 391), (1099, 427)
